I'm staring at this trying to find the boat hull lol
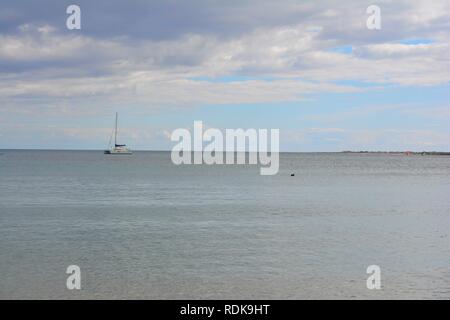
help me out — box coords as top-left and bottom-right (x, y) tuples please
(104, 150), (133, 155)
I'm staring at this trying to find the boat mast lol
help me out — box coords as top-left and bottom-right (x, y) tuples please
(115, 112), (118, 146)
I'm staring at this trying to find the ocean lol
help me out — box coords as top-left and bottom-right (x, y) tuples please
(1, 150), (450, 299)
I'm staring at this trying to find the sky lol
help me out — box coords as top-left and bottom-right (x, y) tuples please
(0, 0), (449, 151)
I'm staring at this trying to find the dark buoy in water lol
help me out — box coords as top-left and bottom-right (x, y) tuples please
(290, 173), (295, 176)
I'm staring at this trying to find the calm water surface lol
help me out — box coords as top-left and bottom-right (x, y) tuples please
(1, 150), (450, 299)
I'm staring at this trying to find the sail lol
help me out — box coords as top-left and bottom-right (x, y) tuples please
(105, 113), (132, 154)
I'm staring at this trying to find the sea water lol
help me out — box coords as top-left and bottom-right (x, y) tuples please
(1, 150), (450, 299)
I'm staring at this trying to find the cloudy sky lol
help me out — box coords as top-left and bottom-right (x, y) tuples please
(0, 0), (449, 151)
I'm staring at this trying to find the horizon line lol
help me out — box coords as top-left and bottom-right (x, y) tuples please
(1, 148), (450, 154)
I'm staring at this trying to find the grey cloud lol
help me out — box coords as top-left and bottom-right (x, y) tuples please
(0, 0), (449, 114)
(1, 0), (447, 43)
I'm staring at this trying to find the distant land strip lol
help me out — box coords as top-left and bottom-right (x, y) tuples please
(341, 151), (450, 155)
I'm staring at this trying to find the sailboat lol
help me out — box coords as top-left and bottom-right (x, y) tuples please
(104, 113), (132, 155)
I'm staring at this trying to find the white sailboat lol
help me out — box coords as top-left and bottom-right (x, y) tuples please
(104, 113), (132, 155)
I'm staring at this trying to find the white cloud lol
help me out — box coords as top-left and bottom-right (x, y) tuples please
(1, 16), (449, 113)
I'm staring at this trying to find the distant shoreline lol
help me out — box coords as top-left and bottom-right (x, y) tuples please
(341, 151), (450, 156)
